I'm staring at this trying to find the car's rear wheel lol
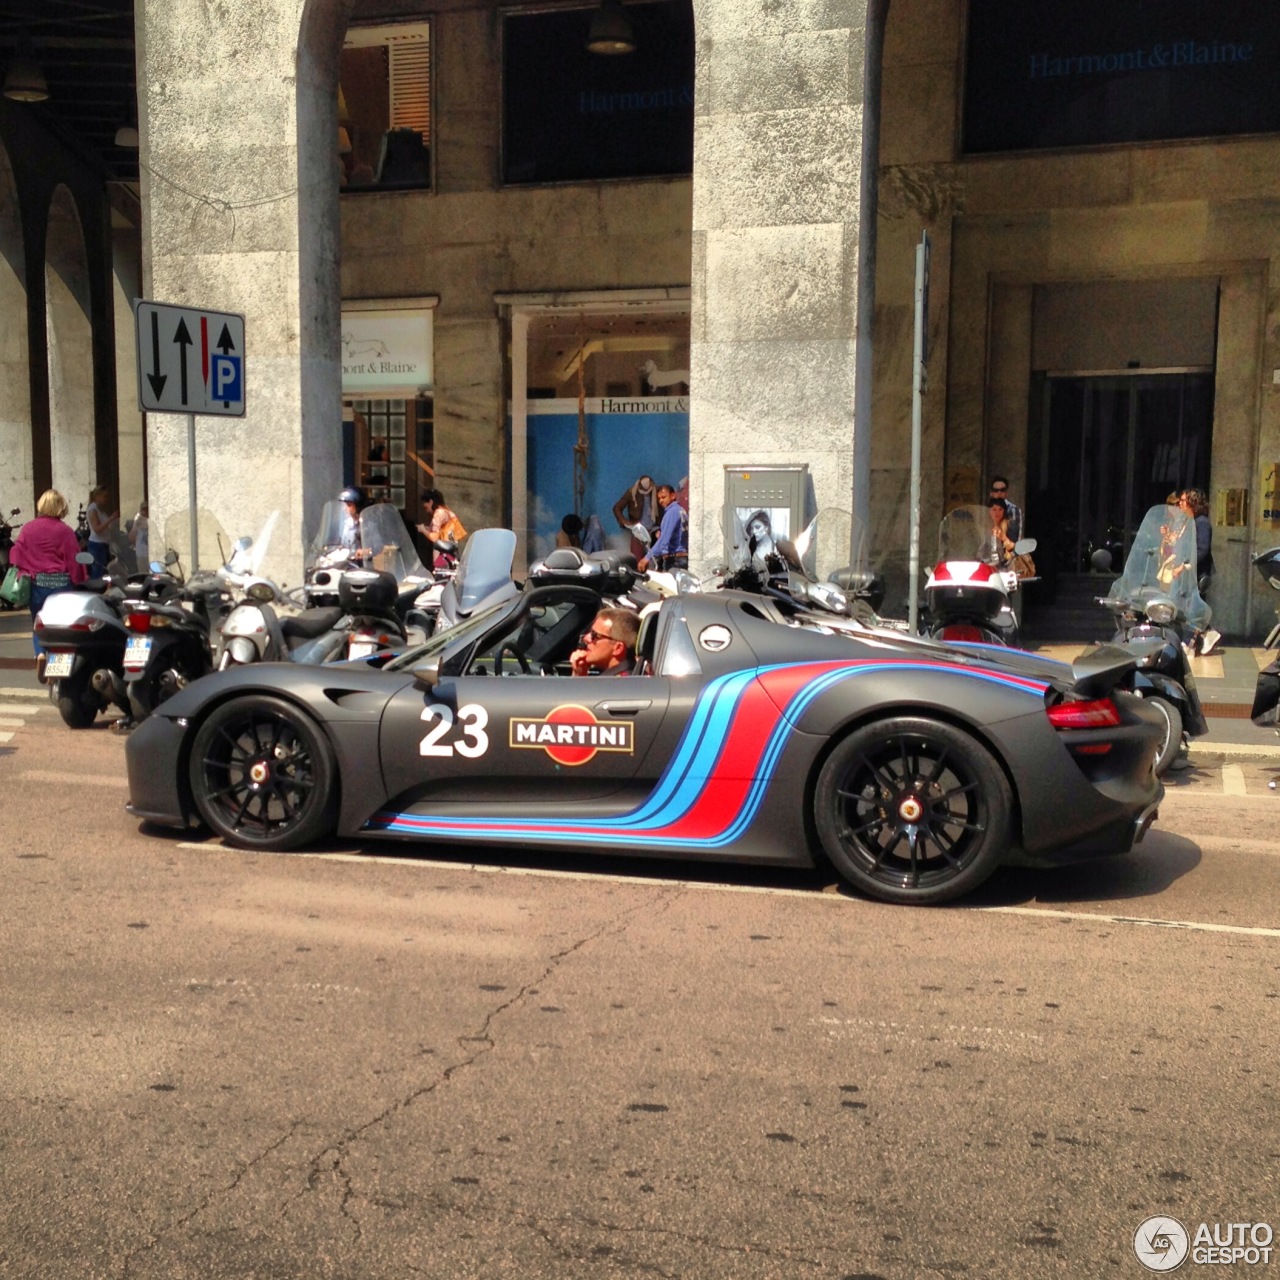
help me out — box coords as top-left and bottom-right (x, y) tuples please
(815, 717), (1011, 905)
(189, 695), (337, 850)
(1141, 694), (1182, 776)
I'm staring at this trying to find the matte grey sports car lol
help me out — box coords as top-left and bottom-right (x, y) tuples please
(125, 584), (1164, 905)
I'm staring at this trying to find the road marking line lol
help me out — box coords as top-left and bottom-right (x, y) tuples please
(1222, 764), (1248, 796)
(980, 905), (1280, 938)
(0, 731), (12, 744)
(0, 717), (25, 727)
(21, 770), (126, 787)
(0, 687), (49, 699)
(170, 843), (1280, 934)
(0, 702), (51, 715)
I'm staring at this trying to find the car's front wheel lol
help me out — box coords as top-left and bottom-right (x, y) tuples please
(814, 717), (1012, 905)
(189, 695), (338, 850)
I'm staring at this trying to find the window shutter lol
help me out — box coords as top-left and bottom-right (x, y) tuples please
(389, 35), (430, 140)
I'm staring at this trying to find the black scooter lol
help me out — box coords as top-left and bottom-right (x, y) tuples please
(1249, 547), (1280, 741)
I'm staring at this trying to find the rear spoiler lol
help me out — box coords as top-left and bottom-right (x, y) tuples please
(1069, 643), (1139, 699)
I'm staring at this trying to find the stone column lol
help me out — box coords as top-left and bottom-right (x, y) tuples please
(135, 0), (350, 581)
(688, 0), (878, 563)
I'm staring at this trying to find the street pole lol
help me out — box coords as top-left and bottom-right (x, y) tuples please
(187, 412), (198, 570)
(908, 230), (930, 634)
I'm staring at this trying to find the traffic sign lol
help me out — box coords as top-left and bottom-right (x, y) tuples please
(134, 299), (246, 416)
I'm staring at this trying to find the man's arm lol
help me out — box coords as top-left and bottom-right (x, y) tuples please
(648, 506), (680, 560)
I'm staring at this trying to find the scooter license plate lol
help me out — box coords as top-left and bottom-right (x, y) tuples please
(124, 635), (152, 668)
(348, 640), (378, 660)
(44, 651), (74, 679)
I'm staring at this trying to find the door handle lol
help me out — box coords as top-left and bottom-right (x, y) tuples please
(596, 700), (651, 716)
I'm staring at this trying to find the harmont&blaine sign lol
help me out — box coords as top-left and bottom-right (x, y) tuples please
(341, 308), (433, 395)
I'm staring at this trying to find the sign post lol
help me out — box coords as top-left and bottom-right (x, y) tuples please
(908, 231), (930, 635)
(134, 300), (246, 569)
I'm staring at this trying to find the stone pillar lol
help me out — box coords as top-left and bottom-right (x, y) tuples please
(136, 0), (351, 581)
(0, 147), (30, 512)
(688, 0), (878, 562)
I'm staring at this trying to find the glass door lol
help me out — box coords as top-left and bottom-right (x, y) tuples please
(1030, 371), (1214, 578)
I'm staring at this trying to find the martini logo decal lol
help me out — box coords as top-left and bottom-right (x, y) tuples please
(509, 705), (635, 766)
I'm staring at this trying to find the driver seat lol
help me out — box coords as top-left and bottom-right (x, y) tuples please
(634, 611), (659, 676)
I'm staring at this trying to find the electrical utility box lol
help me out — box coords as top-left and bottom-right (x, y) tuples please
(723, 465), (808, 564)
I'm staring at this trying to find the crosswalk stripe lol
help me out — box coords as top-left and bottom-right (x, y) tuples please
(0, 688), (49, 699)
(1222, 764), (1248, 796)
(0, 732), (12, 744)
(0, 717), (25, 727)
(0, 702), (51, 714)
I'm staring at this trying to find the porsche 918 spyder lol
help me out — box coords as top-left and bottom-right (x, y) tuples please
(125, 584), (1164, 904)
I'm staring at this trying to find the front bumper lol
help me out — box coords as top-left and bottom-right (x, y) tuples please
(124, 712), (195, 829)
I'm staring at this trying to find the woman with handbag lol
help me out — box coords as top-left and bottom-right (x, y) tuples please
(8, 489), (88, 668)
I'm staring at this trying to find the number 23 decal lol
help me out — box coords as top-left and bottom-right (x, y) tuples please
(420, 702), (489, 758)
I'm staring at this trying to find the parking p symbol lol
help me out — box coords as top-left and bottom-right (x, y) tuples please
(210, 354), (242, 407)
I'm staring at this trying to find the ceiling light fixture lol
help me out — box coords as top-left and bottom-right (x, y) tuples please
(587, 0), (636, 56)
(4, 34), (49, 103)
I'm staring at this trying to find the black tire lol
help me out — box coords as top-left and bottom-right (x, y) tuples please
(56, 670), (102, 729)
(188, 695), (338, 851)
(1143, 694), (1183, 777)
(814, 717), (1012, 905)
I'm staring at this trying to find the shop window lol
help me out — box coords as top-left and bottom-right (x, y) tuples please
(350, 396), (434, 520)
(502, 1), (693, 185)
(340, 21), (432, 191)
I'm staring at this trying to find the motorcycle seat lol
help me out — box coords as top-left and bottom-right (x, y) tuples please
(281, 607), (344, 640)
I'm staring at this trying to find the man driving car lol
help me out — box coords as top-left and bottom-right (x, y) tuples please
(570, 607), (640, 676)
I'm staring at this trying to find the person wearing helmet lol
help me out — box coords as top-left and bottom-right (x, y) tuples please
(339, 487), (370, 561)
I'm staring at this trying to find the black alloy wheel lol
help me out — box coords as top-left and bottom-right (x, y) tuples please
(189, 695), (338, 850)
(815, 717), (1012, 905)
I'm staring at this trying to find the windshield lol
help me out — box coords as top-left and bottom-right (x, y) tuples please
(307, 499), (349, 564)
(939, 506), (1000, 565)
(360, 504), (428, 583)
(1105, 504), (1210, 629)
(452, 528), (517, 611)
(384, 596), (513, 671)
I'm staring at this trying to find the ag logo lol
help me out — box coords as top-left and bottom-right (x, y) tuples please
(509, 705), (635, 766)
(1134, 1216), (1189, 1272)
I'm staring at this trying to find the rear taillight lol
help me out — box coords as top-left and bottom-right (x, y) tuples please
(125, 611), (152, 633)
(1046, 697), (1121, 730)
(941, 624), (985, 642)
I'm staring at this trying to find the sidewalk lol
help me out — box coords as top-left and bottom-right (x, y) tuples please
(4, 608), (1277, 757)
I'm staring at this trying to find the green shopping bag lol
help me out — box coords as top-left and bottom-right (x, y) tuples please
(0, 565), (30, 608)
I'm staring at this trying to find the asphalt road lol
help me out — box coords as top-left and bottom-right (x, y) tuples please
(2, 693), (1278, 1279)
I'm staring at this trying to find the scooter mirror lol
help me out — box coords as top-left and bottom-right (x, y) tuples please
(412, 656), (443, 692)
(75, 551), (95, 566)
(1090, 548), (1113, 572)
(235, 536), (253, 551)
(1014, 537), (1037, 556)
(164, 550), (179, 566)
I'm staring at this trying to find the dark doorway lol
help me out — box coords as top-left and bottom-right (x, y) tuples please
(1028, 370), (1215, 583)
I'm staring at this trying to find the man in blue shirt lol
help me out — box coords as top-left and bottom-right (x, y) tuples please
(638, 483), (688, 573)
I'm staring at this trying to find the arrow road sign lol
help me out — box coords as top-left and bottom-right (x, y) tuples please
(134, 300), (246, 417)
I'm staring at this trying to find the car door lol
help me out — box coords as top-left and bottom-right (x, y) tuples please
(378, 588), (673, 813)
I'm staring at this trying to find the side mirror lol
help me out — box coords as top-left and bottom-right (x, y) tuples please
(149, 560), (166, 574)
(412, 656), (442, 692)
(1014, 537), (1037, 556)
(164, 549), (179, 566)
(75, 551), (95, 566)
(235, 536), (253, 551)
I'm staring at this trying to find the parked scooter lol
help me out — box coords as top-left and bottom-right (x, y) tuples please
(36, 552), (133, 727)
(1249, 547), (1280, 756)
(120, 550), (229, 723)
(0, 507), (19, 608)
(924, 505), (1036, 646)
(1253, 545), (1280, 650)
(1086, 502), (1210, 774)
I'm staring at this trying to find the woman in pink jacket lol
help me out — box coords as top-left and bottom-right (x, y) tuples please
(10, 489), (88, 661)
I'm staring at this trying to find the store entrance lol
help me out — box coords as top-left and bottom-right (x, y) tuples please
(1028, 370), (1214, 582)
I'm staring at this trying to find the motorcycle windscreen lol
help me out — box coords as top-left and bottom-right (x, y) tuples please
(938, 506), (1000, 564)
(452, 528), (517, 612)
(359, 503), (429, 584)
(1105, 504), (1210, 632)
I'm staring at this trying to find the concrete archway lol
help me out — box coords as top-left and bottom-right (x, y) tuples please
(0, 144), (30, 514)
(45, 184), (95, 515)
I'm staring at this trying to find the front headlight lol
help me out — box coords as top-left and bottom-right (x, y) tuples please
(246, 579), (275, 602)
(227, 635), (258, 664)
(1145, 598), (1177, 625)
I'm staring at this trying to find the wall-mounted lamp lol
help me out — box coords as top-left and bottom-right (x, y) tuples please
(4, 35), (49, 103)
(587, 0), (636, 55)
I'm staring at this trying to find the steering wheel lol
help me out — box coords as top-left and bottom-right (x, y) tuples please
(495, 644), (530, 676)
